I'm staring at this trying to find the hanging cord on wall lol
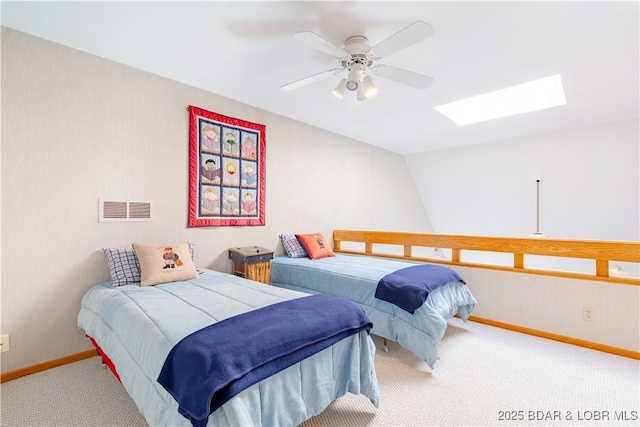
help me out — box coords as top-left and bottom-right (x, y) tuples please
(536, 178), (540, 233)
(530, 177), (547, 238)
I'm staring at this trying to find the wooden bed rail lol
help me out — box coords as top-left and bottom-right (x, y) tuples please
(333, 230), (640, 285)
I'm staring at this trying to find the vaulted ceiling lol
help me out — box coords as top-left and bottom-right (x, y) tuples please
(2, 1), (638, 154)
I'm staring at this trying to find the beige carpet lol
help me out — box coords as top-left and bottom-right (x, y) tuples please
(2, 318), (638, 426)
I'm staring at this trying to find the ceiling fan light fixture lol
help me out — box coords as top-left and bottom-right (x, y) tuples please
(346, 67), (362, 91)
(357, 85), (367, 101)
(362, 75), (378, 97)
(332, 78), (348, 99)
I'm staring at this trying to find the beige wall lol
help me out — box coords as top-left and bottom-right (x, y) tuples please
(0, 28), (434, 373)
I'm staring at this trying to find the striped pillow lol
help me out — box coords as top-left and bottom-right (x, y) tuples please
(103, 248), (141, 287)
(279, 233), (308, 258)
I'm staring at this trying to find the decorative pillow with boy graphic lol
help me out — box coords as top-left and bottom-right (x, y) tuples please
(295, 233), (336, 260)
(132, 242), (199, 286)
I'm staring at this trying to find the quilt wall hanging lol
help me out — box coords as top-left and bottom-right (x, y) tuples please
(188, 106), (266, 227)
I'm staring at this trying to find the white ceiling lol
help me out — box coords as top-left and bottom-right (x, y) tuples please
(2, 1), (638, 154)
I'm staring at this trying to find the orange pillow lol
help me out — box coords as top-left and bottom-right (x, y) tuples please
(295, 233), (336, 260)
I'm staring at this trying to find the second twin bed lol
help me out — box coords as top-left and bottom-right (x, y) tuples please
(270, 253), (477, 368)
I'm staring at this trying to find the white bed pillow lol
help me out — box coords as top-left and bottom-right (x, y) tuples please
(132, 242), (199, 286)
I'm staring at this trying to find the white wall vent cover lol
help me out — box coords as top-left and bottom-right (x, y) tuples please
(99, 199), (154, 222)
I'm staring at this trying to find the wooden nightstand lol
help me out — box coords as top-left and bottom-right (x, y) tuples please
(228, 246), (274, 284)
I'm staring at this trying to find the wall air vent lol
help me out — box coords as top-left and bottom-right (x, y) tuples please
(99, 199), (154, 222)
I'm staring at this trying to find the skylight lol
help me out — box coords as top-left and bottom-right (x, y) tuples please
(434, 74), (567, 126)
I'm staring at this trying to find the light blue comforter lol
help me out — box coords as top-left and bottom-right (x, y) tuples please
(77, 269), (380, 427)
(270, 254), (477, 368)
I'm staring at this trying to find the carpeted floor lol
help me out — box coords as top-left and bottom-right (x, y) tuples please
(1, 318), (638, 426)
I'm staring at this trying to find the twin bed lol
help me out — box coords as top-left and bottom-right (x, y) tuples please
(270, 253), (477, 368)
(78, 268), (379, 427)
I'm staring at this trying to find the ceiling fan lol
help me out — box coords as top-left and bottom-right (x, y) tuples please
(281, 21), (435, 104)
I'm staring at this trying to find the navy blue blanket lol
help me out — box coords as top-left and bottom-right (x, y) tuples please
(157, 294), (372, 427)
(375, 264), (465, 314)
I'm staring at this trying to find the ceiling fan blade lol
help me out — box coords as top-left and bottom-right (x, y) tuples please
(370, 21), (434, 59)
(293, 31), (349, 58)
(281, 68), (343, 91)
(373, 65), (434, 90)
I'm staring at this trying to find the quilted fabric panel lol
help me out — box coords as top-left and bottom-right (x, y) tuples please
(279, 234), (308, 258)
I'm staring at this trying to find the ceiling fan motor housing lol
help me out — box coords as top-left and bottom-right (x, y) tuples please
(341, 36), (374, 90)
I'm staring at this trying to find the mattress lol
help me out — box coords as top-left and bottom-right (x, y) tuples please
(270, 254), (477, 368)
(77, 268), (380, 426)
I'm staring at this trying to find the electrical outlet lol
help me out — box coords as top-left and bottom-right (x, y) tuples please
(0, 334), (9, 352)
(583, 306), (595, 321)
